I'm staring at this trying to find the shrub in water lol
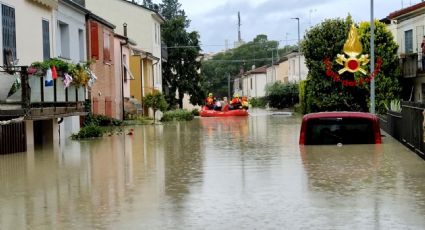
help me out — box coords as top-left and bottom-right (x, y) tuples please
(161, 109), (194, 122)
(250, 97), (267, 108)
(85, 114), (123, 126)
(71, 124), (103, 139)
(191, 108), (200, 116)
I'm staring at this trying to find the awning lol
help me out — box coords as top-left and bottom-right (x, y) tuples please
(123, 62), (135, 80)
(131, 48), (160, 61)
(29, 0), (58, 8)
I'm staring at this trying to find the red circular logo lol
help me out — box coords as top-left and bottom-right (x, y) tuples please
(347, 59), (359, 71)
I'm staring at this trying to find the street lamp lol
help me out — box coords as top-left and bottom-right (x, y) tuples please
(370, 0), (375, 114)
(291, 17), (301, 81)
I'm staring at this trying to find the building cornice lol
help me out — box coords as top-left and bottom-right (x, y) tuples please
(28, 0), (58, 9)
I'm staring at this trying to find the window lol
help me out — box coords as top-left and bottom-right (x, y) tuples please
(405, 29), (413, 53)
(58, 21), (70, 58)
(42, 20), (50, 60)
(103, 29), (111, 62)
(250, 78), (253, 90)
(78, 29), (84, 62)
(2, 5), (16, 65)
(305, 117), (376, 145)
(90, 21), (99, 59)
(300, 112), (382, 145)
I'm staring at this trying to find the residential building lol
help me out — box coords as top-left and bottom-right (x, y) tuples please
(86, 13), (118, 119)
(0, 0), (57, 65)
(0, 0), (87, 153)
(386, 2), (425, 102)
(240, 66), (268, 98)
(276, 58), (289, 83)
(113, 33), (134, 117)
(84, 0), (164, 114)
(266, 63), (278, 85)
(287, 51), (308, 83)
(56, 0), (88, 139)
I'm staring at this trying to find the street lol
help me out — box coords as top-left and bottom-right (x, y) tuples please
(0, 109), (424, 229)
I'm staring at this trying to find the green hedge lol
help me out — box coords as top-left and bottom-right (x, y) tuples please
(71, 124), (103, 139)
(250, 97), (267, 108)
(85, 114), (123, 127)
(161, 109), (194, 122)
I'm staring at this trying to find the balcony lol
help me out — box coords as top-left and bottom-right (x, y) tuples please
(0, 66), (85, 120)
(400, 52), (420, 78)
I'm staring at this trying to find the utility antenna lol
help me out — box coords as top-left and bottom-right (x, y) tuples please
(238, 11), (242, 42)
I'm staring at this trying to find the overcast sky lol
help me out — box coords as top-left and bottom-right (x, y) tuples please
(155, 0), (422, 53)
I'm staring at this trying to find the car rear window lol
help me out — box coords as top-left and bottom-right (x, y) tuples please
(305, 117), (375, 145)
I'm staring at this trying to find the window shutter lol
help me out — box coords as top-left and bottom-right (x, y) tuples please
(90, 21), (99, 59)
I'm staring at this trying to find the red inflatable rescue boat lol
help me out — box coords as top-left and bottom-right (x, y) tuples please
(200, 106), (248, 117)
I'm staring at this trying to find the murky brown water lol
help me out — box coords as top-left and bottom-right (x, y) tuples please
(1, 109), (425, 229)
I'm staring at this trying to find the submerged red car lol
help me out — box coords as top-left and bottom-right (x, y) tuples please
(299, 112), (382, 145)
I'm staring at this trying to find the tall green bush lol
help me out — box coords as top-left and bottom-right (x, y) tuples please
(298, 80), (307, 114)
(358, 21), (402, 114)
(301, 16), (401, 114)
(144, 90), (168, 121)
(249, 97), (267, 108)
(265, 82), (299, 109)
(161, 109), (194, 122)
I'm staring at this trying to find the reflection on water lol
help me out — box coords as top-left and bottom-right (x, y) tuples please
(0, 109), (425, 229)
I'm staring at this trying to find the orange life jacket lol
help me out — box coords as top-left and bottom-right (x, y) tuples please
(206, 97), (214, 105)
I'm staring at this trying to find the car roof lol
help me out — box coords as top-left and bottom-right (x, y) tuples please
(302, 111), (378, 120)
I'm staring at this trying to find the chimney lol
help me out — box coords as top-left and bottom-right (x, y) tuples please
(123, 23), (128, 37)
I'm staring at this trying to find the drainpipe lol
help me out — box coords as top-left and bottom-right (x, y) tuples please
(152, 59), (159, 90)
(120, 23), (129, 120)
(140, 59), (145, 101)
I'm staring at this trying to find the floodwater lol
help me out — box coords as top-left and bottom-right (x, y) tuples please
(1, 109), (425, 230)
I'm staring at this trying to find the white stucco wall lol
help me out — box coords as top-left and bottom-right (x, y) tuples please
(85, 0), (163, 92)
(266, 66), (278, 84)
(56, 1), (86, 63)
(56, 1), (87, 139)
(287, 54), (307, 83)
(390, 10), (425, 103)
(242, 73), (267, 98)
(392, 16), (425, 55)
(113, 37), (133, 119)
(0, 0), (55, 65)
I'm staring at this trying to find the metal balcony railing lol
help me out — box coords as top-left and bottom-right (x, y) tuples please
(0, 66), (86, 119)
(400, 53), (419, 78)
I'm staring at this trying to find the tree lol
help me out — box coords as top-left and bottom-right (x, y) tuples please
(201, 35), (296, 98)
(301, 16), (401, 114)
(141, 0), (158, 10)
(358, 21), (402, 114)
(160, 0), (204, 108)
(144, 90), (168, 122)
